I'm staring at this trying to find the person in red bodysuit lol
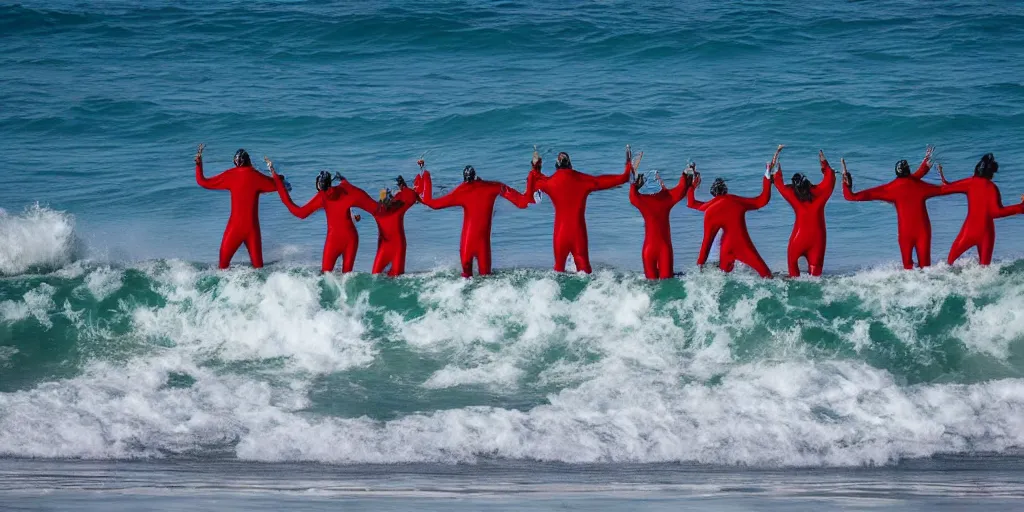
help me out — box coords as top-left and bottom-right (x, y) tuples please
(628, 164), (692, 279)
(773, 147), (836, 277)
(194, 144), (278, 269)
(938, 153), (1024, 265)
(368, 176), (419, 276)
(527, 146), (641, 273)
(687, 159), (775, 278)
(416, 161), (532, 277)
(267, 161), (378, 273)
(841, 147), (949, 269)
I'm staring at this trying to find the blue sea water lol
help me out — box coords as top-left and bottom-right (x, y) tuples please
(3, 1), (1024, 510)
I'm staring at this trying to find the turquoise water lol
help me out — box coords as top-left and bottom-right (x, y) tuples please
(4, 1), (1024, 509)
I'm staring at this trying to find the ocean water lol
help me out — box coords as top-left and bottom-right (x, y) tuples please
(3, 0), (1024, 509)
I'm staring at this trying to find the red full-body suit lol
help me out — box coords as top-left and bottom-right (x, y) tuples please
(941, 177), (1024, 265)
(196, 160), (277, 269)
(527, 162), (631, 273)
(842, 161), (948, 269)
(274, 177), (378, 273)
(774, 161), (836, 277)
(417, 171), (531, 277)
(369, 187), (419, 276)
(628, 174), (690, 279)
(688, 176), (773, 278)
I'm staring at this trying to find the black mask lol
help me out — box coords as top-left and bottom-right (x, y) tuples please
(463, 165), (477, 183)
(395, 176), (407, 189)
(555, 152), (572, 170)
(895, 159), (911, 178)
(233, 149), (251, 167)
(710, 178), (728, 197)
(315, 171), (333, 192)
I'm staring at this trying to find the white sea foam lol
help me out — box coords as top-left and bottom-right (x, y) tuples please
(0, 204), (77, 276)
(0, 262), (1023, 465)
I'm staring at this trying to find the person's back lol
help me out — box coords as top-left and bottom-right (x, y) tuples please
(628, 168), (689, 279)
(699, 193), (758, 244)
(940, 154), (1024, 265)
(370, 181), (418, 276)
(194, 145), (277, 269)
(528, 147), (637, 273)
(323, 181), (377, 238)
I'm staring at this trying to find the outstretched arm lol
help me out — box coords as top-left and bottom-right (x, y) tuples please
(194, 145), (230, 190)
(499, 182), (532, 209)
(344, 182), (379, 214)
(736, 176), (772, 210)
(843, 182), (892, 202)
(275, 178), (322, 219)
(590, 145), (642, 191)
(417, 170), (463, 209)
(993, 190), (1024, 218)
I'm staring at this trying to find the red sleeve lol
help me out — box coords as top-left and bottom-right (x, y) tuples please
(940, 178), (972, 195)
(343, 182), (379, 213)
(736, 177), (772, 210)
(629, 184), (641, 208)
(527, 169), (548, 196)
(687, 185), (708, 211)
(420, 174), (463, 210)
(992, 185), (1024, 218)
(588, 162), (632, 191)
(813, 168), (836, 206)
(395, 188), (419, 214)
(843, 182), (892, 202)
(499, 183), (531, 209)
(668, 174), (690, 205)
(256, 172), (278, 193)
(196, 162), (231, 190)
(912, 158), (931, 179)
(276, 179), (322, 219)
(773, 172), (797, 205)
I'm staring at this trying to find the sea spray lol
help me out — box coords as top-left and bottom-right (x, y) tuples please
(0, 205), (78, 276)
(1, 261), (1023, 465)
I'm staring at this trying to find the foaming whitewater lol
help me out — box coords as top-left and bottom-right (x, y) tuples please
(1, 260), (1024, 466)
(0, 205), (77, 276)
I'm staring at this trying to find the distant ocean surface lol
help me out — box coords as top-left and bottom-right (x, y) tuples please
(3, 1), (1024, 509)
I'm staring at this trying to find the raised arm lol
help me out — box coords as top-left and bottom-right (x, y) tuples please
(194, 145), (230, 190)
(736, 176), (772, 210)
(773, 169), (797, 205)
(395, 187), (420, 214)
(668, 167), (692, 205)
(841, 161), (892, 202)
(589, 145), (642, 191)
(912, 146), (934, 179)
(275, 177), (322, 219)
(687, 174), (709, 211)
(417, 170), (463, 210)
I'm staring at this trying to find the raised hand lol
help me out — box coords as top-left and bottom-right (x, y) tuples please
(417, 159), (426, 171)
(841, 158), (852, 188)
(771, 144), (784, 170)
(194, 143), (205, 164)
(937, 163), (949, 185)
(263, 156), (277, 177)
(532, 145), (542, 170)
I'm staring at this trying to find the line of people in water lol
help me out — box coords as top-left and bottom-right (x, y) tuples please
(194, 143), (1024, 279)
